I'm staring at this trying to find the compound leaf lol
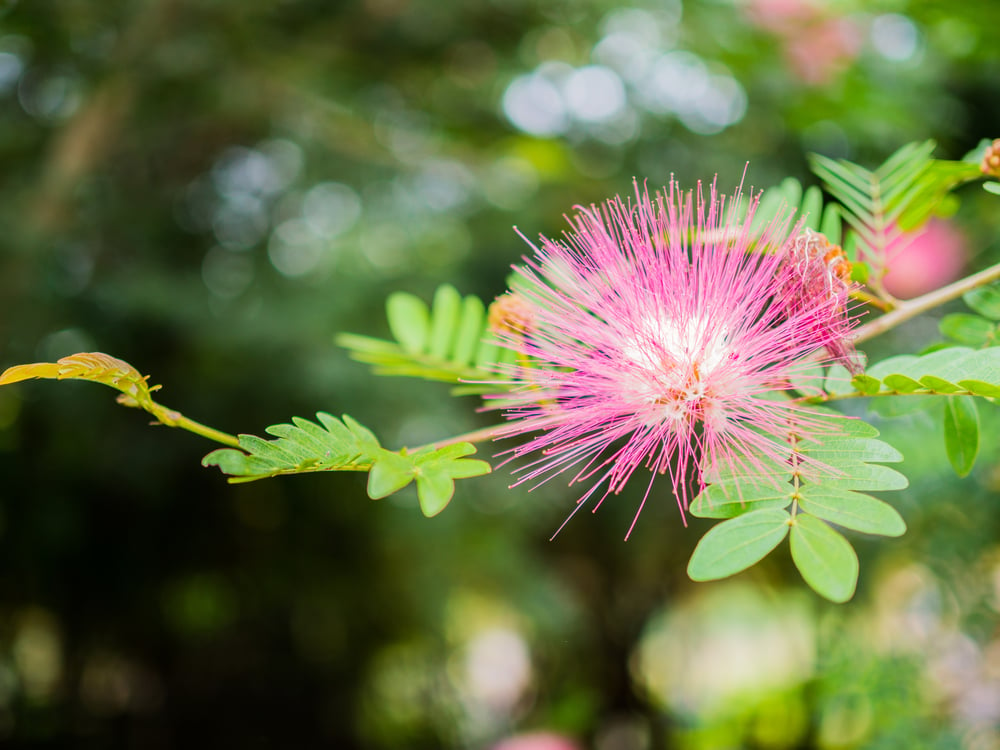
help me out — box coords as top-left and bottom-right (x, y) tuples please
(688, 408), (906, 600)
(202, 412), (491, 515)
(337, 285), (515, 394)
(847, 347), (1000, 399)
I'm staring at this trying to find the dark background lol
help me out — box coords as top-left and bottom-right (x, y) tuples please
(1, 1), (999, 747)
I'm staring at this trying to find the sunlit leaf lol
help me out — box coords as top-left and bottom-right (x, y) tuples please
(851, 374), (881, 395)
(386, 292), (430, 353)
(452, 294), (487, 366)
(415, 471), (456, 517)
(368, 451), (418, 499)
(428, 284), (462, 359)
(337, 285), (515, 394)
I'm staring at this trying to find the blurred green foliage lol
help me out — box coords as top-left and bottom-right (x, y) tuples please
(0, 0), (999, 747)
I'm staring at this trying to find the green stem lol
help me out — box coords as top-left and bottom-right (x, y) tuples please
(853, 260), (1000, 345)
(147, 403), (241, 447)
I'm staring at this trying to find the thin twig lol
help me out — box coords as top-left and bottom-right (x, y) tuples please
(853, 260), (1000, 344)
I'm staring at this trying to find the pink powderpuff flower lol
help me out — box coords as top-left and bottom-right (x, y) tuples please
(491, 180), (859, 538)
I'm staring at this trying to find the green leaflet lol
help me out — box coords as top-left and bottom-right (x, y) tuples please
(336, 284), (516, 394)
(789, 514), (859, 603)
(687, 508), (791, 582)
(688, 409), (905, 601)
(939, 314), (997, 346)
(202, 412), (491, 517)
(387, 292), (431, 353)
(932, 282), (1000, 351)
(796, 489), (905, 537)
(937, 283), (1000, 349)
(943, 395), (979, 478)
(963, 282), (1000, 321)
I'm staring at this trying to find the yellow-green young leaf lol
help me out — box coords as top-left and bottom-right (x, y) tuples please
(474, 333), (502, 371)
(800, 185), (823, 231)
(939, 313), (996, 345)
(796, 489), (906, 537)
(963, 283), (1000, 321)
(429, 284), (463, 359)
(943, 395), (979, 477)
(849, 257), (868, 283)
(367, 451), (417, 499)
(881, 374), (922, 393)
(451, 295), (487, 366)
(687, 508), (790, 581)
(957, 379), (1000, 398)
(414, 442), (491, 479)
(386, 292), (430, 353)
(850, 374), (881, 395)
(819, 203), (842, 245)
(918, 375), (963, 394)
(412, 442), (491, 516)
(0, 352), (160, 409)
(789, 514), (859, 603)
(779, 176), (802, 210)
(416, 470), (456, 517)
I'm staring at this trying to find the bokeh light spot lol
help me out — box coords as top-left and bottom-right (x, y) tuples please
(872, 14), (920, 62)
(502, 71), (569, 137)
(563, 65), (626, 123)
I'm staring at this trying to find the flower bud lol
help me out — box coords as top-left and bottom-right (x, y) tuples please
(981, 138), (1000, 178)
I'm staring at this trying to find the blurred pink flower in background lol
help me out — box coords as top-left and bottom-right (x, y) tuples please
(881, 219), (968, 299)
(491, 732), (582, 750)
(744, 0), (862, 85)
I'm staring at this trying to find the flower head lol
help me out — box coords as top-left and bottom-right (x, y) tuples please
(493, 180), (859, 537)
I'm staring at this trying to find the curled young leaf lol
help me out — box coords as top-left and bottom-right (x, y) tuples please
(0, 352), (160, 409)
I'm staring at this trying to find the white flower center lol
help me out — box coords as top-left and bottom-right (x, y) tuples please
(617, 312), (733, 424)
